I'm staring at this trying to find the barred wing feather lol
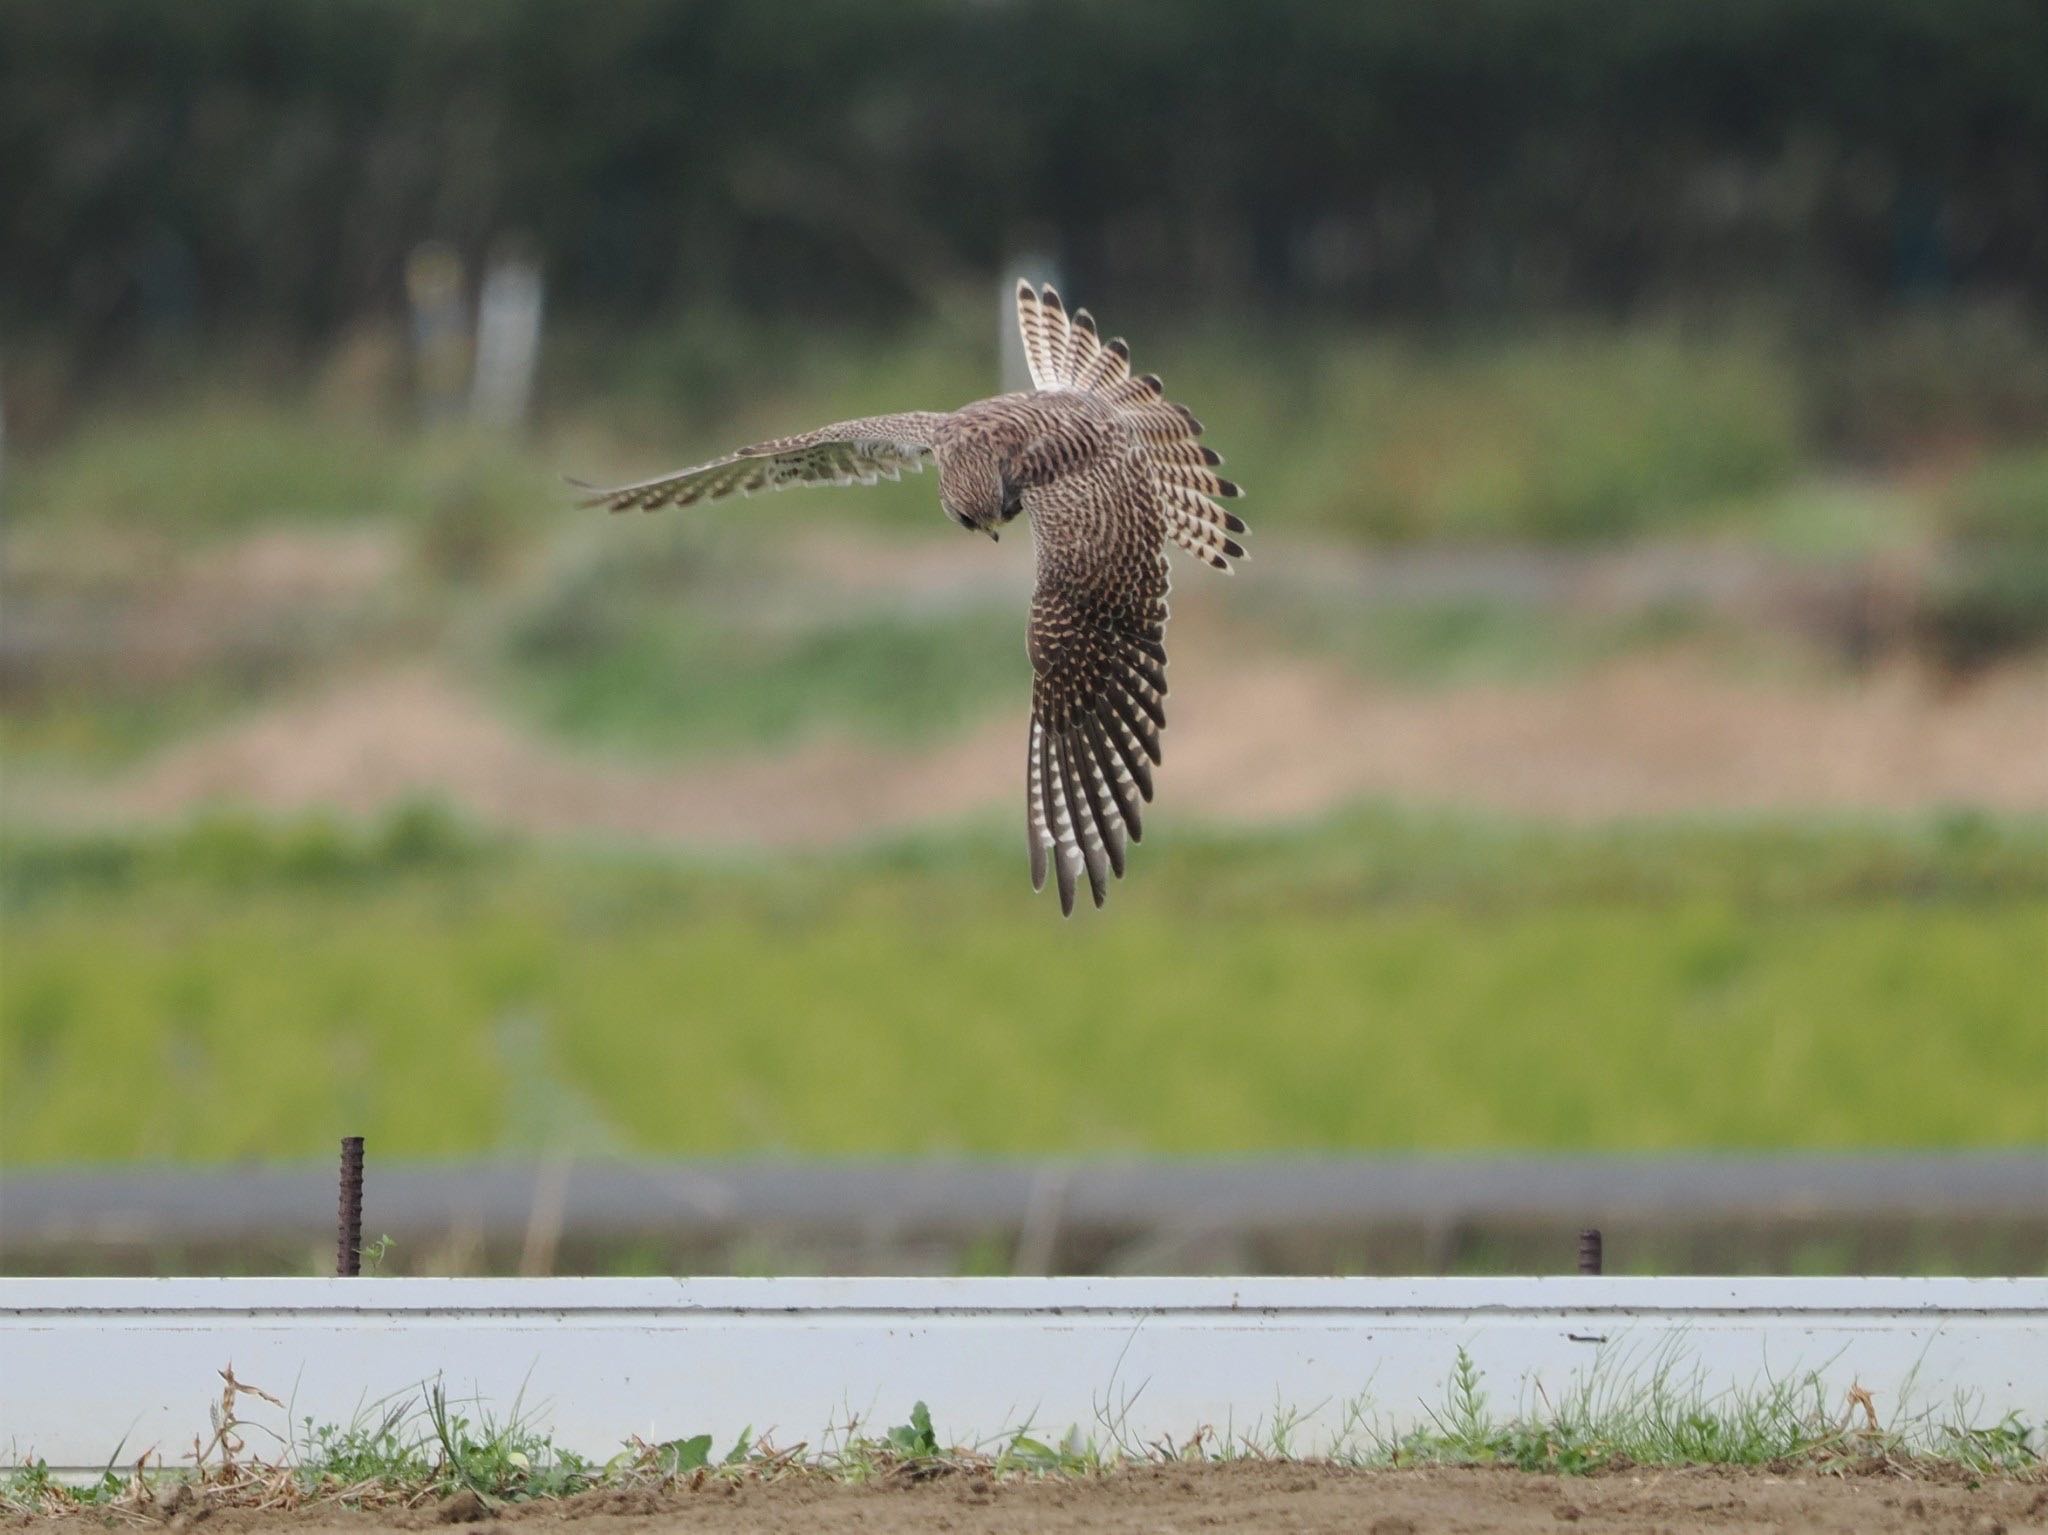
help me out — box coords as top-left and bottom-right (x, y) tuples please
(574, 412), (947, 513)
(1024, 541), (1170, 915)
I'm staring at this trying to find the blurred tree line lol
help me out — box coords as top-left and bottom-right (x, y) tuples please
(4, 0), (2045, 361)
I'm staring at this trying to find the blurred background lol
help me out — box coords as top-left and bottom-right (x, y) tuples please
(2, 0), (2044, 1277)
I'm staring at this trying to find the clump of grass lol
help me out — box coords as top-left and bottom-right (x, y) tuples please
(0, 1374), (598, 1517)
(418, 1380), (596, 1499)
(295, 1402), (431, 1490)
(1931, 1412), (2043, 1475)
(1117, 1346), (2046, 1478)
(1917, 448), (2048, 669)
(1370, 1345), (1868, 1473)
(1361, 1345), (2048, 1478)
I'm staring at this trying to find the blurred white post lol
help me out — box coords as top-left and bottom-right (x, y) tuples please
(1000, 254), (1061, 392)
(471, 247), (545, 432)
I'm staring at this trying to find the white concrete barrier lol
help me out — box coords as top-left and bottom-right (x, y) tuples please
(4, 1277), (2043, 1471)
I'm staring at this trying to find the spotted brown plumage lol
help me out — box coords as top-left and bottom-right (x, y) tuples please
(576, 281), (1246, 913)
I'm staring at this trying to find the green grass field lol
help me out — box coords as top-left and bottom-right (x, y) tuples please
(6, 809), (2042, 1165)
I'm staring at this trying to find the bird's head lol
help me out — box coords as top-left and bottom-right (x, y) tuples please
(935, 443), (1021, 542)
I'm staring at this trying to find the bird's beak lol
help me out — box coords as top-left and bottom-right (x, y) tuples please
(984, 526), (1000, 543)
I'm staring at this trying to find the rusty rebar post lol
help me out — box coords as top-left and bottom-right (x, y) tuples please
(1577, 1227), (1603, 1275)
(337, 1136), (364, 1276)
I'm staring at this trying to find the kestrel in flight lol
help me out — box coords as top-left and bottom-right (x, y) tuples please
(578, 282), (1246, 914)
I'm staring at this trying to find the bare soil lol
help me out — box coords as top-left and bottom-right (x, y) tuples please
(23, 641), (2047, 845)
(25, 1464), (2047, 1535)
(3, 527), (403, 683)
(12, 521), (2047, 841)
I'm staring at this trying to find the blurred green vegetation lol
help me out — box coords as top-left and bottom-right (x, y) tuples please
(1919, 448), (2048, 669)
(506, 604), (1026, 754)
(16, 312), (2043, 549)
(496, 529), (1027, 752)
(0, 683), (270, 770)
(11, 397), (551, 542)
(1172, 327), (1803, 543)
(9, 313), (2048, 780)
(1239, 588), (1718, 686)
(5, 808), (2043, 1165)
(10, 310), (2045, 780)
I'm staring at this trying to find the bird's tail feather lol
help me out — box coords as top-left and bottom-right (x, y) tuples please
(1014, 280), (1246, 572)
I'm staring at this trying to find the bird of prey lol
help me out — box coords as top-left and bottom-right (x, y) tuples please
(577, 282), (1246, 914)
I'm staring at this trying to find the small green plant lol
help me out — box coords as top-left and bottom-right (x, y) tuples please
(297, 1401), (429, 1489)
(0, 1461), (60, 1515)
(1, 1438), (142, 1514)
(359, 1233), (398, 1275)
(995, 1430), (1089, 1473)
(887, 1401), (942, 1459)
(1935, 1410), (2039, 1474)
(646, 1433), (713, 1474)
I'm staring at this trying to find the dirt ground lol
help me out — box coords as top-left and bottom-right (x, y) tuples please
(25, 1465), (2046, 1535)
(13, 522), (2048, 841)
(22, 644), (2048, 847)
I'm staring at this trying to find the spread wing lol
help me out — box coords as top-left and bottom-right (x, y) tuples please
(574, 412), (948, 513)
(1024, 469), (1172, 915)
